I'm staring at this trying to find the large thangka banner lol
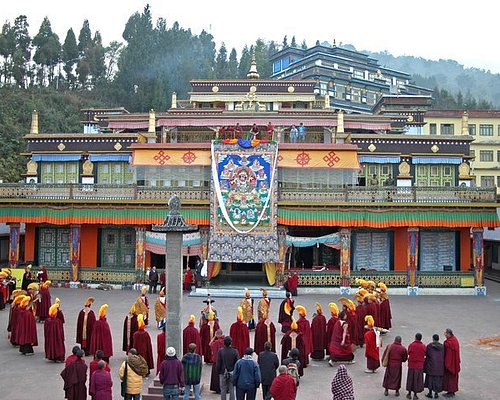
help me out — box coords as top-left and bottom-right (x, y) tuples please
(209, 140), (279, 263)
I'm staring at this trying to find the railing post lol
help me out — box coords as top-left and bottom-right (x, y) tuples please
(69, 183), (74, 199)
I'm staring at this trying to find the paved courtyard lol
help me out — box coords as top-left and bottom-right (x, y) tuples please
(1, 280), (499, 400)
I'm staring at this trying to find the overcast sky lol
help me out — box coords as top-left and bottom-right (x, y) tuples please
(3, 0), (499, 73)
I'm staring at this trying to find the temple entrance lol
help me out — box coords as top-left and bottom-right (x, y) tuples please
(210, 262), (268, 287)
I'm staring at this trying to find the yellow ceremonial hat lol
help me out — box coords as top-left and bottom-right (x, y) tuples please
(291, 319), (298, 331)
(99, 304), (108, 318)
(85, 297), (95, 307)
(20, 296), (30, 308)
(27, 282), (39, 291)
(42, 280), (52, 289)
(137, 313), (145, 329)
(189, 314), (196, 324)
(13, 295), (24, 305)
(378, 282), (388, 293)
(315, 303), (323, 314)
(244, 288), (250, 298)
(0, 272), (6, 279)
(237, 306), (243, 321)
(328, 302), (339, 316)
(295, 305), (306, 317)
(365, 314), (375, 327)
(49, 303), (58, 318)
(141, 286), (148, 295)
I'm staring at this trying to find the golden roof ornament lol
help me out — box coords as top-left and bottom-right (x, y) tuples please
(148, 109), (156, 133)
(171, 92), (177, 109)
(246, 54), (260, 79)
(461, 110), (469, 135)
(30, 110), (39, 134)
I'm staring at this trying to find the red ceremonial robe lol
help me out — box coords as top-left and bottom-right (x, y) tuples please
(90, 317), (113, 359)
(356, 304), (367, 346)
(15, 307), (38, 347)
(364, 301), (380, 327)
(326, 316), (338, 355)
(297, 316), (312, 366)
(60, 358), (88, 400)
(44, 315), (65, 361)
(229, 319), (250, 358)
(443, 335), (460, 393)
(183, 269), (193, 291)
(344, 308), (358, 349)
(280, 330), (305, 376)
(182, 322), (202, 356)
(364, 328), (380, 371)
(57, 309), (66, 325)
(382, 341), (408, 390)
(133, 329), (154, 371)
(254, 319), (276, 354)
(209, 336), (225, 392)
(311, 313), (327, 360)
(8, 304), (20, 345)
(89, 359), (110, 397)
(89, 369), (112, 400)
(76, 308), (96, 355)
(328, 320), (354, 362)
(200, 320), (220, 362)
(37, 286), (51, 321)
(379, 298), (392, 330)
(156, 331), (165, 375)
(278, 298), (294, 333)
(122, 314), (138, 353)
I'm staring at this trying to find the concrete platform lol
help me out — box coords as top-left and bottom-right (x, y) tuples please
(190, 286), (286, 298)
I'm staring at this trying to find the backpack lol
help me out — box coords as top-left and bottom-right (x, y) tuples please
(286, 362), (300, 386)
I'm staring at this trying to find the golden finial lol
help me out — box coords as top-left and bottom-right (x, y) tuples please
(337, 110), (344, 133)
(247, 53), (260, 79)
(30, 110), (39, 134)
(148, 109), (156, 133)
(171, 92), (177, 109)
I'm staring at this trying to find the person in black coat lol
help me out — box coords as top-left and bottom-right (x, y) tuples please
(148, 266), (159, 294)
(257, 341), (280, 400)
(216, 336), (239, 400)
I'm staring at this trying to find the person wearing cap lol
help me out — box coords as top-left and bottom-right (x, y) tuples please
(16, 295), (38, 355)
(280, 320), (305, 377)
(182, 343), (202, 400)
(44, 302), (65, 362)
(183, 315), (202, 357)
(328, 311), (355, 366)
(278, 292), (295, 334)
(311, 303), (327, 360)
(90, 304), (113, 362)
(442, 328), (460, 398)
(133, 314), (154, 374)
(119, 348), (149, 400)
(217, 336), (239, 400)
(295, 305), (312, 367)
(339, 297), (358, 351)
(363, 315), (381, 373)
(239, 288), (255, 330)
(232, 347), (261, 400)
(159, 346), (185, 399)
(209, 329), (225, 394)
(61, 349), (87, 399)
(77, 297), (96, 356)
(21, 264), (34, 291)
(230, 306), (250, 358)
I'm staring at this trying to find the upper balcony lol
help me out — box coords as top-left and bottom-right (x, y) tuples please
(0, 183), (496, 206)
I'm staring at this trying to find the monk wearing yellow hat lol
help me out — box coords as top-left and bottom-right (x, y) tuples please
(44, 302), (65, 362)
(295, 305), (312, 367)
(76, 297), (96, 356)
(37, 280), (52, 322)
(311, 303), (327, 360)
(133, 314), (154, 374)
(90, 304), (113, 362)
(280, 319), (305, 377)
(229, 307), (250, 358)
(183, 315), (202, 357)
(17, 295), (38, 355)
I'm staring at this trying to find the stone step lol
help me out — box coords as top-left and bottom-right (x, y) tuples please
(142, 381), (205, 400)
(190, 287), (286, 299)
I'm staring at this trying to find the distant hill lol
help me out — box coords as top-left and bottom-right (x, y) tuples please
(340, 44), (500, 108)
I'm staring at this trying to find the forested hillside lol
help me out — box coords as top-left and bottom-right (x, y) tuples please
(0, 5), (497, 182)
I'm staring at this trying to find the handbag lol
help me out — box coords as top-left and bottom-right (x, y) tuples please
(382, 345), (391, 367)
(121, 361), (128, 397)
(222, 354), (232, 381)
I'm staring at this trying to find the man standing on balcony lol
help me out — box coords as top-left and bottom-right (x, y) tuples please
(148, 266), (159, 294)
(289, 125), (298, 143)
(298, 123), (307, 142)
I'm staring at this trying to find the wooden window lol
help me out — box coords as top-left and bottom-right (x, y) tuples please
(468, 124), (476, 135)
(480, 150), (494, 162)
(429, 124), (437, 135)
(481, 176), (495, 187)
(479, 124), (493, 136)
(440, 124), (454, 135)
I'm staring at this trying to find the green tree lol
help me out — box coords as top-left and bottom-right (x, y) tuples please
(215, 43), (228, 78)
(0, 21), (15, 83)
(78, 19), (92, 56)
(227, 48), (238, 78)
(62, 28), (78, 88)
(33, 17), (61, 86)
(11, 16), (31, 88)
(290, 36), (297, 47)
(238, 45), (251, 78)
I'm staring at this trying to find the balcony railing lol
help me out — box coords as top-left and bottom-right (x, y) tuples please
(0, 183), (496, 203)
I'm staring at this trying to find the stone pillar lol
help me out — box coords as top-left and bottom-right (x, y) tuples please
(339, 228), (351, 295)
(472, 228), (486, 296)
(135, 226), (146, 275)
(69, 225), (81, 283)
(8, 224), (21, 268)
(153, 196), (197, 357)
(407, 228), (419, 296)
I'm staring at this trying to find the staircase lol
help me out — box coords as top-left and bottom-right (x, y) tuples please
(190, 286), (286, 299)
(142, 379), (205, 400)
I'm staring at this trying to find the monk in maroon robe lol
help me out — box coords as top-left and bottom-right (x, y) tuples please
(8, 292), (24, 346)
(37, 280), (52, 322)
(378, 293), (392, 330)
(328, 311), (354, 364)
(209, 329), (225, 393)
(443, 328), (460, 397)
(254, 318), (276, 354)
(156, 328), (165, 375)
(382, 336), (408, 397)
(229, 306), (250, 357)
(278, 292), (294, 333)
(122, 309), (138, 353)
(183, 268), (193, 291)
(90, 304), (113, 362)
(311, 303), (327, 360)
(44, 303), (65, 362)
(200, 312), (220, 363)
(61, 349), (87, 400)
(132, 313), (154, 374)
(295, 305), (312, 367)
(16, 295), (38, 355)
(76, 297), (96, 356)
(355, 291), (367, 346)
(326, 302), (339, 356)
(183, 314), (202, 356)
(280, 320), (305, 377)
(363, 315), (380, 373)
